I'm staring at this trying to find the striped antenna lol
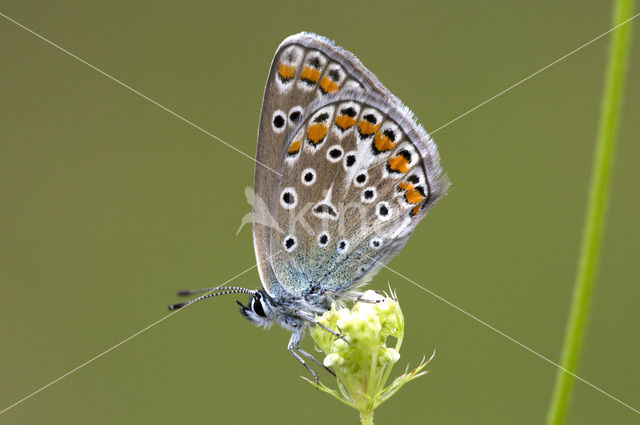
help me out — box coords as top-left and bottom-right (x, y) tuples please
(176, 286), (254, 296)
(168, 287), (256, 310)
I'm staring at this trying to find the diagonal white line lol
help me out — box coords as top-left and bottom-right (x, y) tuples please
(372, 258), (640, 415)
(429, 12), (640, 135)
(0, 11), (281, 177)
(0, 251), (282, 416)
(1, 312), (186, 416)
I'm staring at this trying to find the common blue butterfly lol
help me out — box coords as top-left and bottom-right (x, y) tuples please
(170, 33), (448, 382)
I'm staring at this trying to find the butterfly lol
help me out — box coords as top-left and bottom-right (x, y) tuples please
(169, 32), (449, 382)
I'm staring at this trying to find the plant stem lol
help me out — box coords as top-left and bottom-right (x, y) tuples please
(545, 1), (635, 424)
(360, 410), (374, 425)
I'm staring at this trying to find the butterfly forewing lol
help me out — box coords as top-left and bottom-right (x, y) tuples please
(253, 33), (395, 298)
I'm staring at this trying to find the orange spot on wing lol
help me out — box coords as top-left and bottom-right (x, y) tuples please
(387, 155), (410, 173)
(307, 123), (327, 144)
(335, 115), (356, 130)
(373, 131), (397, 152)
(398, 181), (413, 191)
(287, 140), (301, 155)
(300, 66), (321, 83)
(278, 63), (296, 81)
(410, 205), (421, 216)
(358, 120), (380, 136)
(319, 76), (339, 93)
(405, 188), (424, 204)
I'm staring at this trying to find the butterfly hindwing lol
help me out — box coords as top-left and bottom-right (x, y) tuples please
(268, 90), (448, 297)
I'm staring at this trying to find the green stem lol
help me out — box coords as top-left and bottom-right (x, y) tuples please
(545, 1), (635, 425)
(360, 410), (374, 425)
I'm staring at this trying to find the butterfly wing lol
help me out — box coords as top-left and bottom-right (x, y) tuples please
(253, 33), (399, 298)
(268, 89), (448, 298)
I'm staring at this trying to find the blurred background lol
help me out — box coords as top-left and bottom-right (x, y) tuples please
(1, 1), (638, 424)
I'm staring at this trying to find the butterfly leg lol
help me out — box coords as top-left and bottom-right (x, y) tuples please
(296, 310), (349, 343)
(311, 319), (349, 343)
(287, 328), (320, 384)
(296, 347), (336, 377)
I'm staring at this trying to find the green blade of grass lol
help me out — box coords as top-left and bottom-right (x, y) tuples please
(545, 1), (636, 424)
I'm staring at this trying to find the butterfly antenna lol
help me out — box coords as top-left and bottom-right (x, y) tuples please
(168, 287), (255, 310)
(176, 286), (253, 296)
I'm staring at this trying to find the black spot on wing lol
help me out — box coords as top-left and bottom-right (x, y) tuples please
(341, 107), (356, 117)
(313, 203), (337, 217)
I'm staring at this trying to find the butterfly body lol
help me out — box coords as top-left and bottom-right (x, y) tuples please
(171, 32), (448, 382)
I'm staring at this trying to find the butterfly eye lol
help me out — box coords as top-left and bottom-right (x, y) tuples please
(251, 295), (266, 318)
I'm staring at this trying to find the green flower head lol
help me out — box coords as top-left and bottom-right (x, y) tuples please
(308, 289), (434, 424)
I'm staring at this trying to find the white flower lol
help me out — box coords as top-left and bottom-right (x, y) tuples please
(324, 353), (344, 368)
(308, 289), (433, 421)
(383, 348), (400, 363)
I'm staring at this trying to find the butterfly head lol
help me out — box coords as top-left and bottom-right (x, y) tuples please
(169, 286), (275, 328)
(236, 290), (276, 328)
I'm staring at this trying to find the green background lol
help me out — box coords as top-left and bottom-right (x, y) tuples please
(1, 1), (638, 424)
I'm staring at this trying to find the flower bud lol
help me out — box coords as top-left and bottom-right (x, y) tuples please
(309, 289), (432, 420)
(323, 353), (344, 368)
